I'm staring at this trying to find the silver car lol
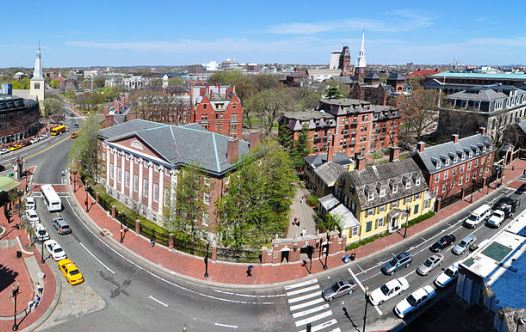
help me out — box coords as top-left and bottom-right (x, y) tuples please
(416, 254), (444, 276)
(452, 235), (477, 255)
(321, 280), (357, 302)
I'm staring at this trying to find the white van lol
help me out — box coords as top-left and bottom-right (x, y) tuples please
(464, 204), (491, 228)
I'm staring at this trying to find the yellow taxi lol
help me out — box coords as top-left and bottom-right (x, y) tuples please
(71, 132), (78, 139)
(8, 144), (23, 151)
(58, 258), (84, 285)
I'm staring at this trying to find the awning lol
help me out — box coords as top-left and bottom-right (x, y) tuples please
(330, 204), (359, 230)
(319, 194), (340, 212)
(388, 208), (403, 218)
(0, 176), (20, 192)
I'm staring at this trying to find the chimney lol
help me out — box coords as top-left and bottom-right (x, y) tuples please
(103, 106), (109, 116)
(389, 147), (400, 162)
(355, 153), (366, 171)
(479, 127), (487, 135)
(416, 141), (426, 152)
(452, 134), (459, 144)
(226, 138), (239, 164)
(105, 114), (114, 128)
(249, 131), (261, 150)
(327, 146), (335, 162)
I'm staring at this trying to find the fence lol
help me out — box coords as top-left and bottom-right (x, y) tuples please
(216, 247), (261, 263)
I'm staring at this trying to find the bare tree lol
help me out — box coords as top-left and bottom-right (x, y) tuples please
(399, 88), (439, 140)
(129, 90), (192, 125)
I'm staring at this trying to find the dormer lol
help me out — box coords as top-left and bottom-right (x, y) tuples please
(402, 176), (411, 189)
(365, 186), (374, 201)
(471, 145), (479, 155)
(464, 147), (473, 158)
(389, 179), (398, 194)
(431, 157), (441, 169)
(378, 183), (386, 197)
(440, 154), (450, 166)
(456, 149), (465, 160)
(449, 152), (457, 163)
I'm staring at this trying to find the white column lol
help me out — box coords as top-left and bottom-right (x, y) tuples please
(129, 156), (134, 197)
(120, 153), (125, 194)
(158, 167), (164, 215)
(138, 159), (143, 202)
(106, 146), (110, 185)
(113, 149), (118, 189)
(147, 162), (153, 209)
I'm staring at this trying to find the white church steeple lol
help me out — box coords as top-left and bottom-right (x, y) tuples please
(30, 43), (45, 104)
(33, 42), (43, 80)
(356, 30), (366, 68)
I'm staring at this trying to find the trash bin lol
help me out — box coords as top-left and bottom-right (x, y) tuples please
(16, 250), (22, 258)
(350, 253), (356, 261)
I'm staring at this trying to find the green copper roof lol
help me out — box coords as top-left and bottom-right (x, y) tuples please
(431, 71), (526, 80)
(0, 176), (19, 192)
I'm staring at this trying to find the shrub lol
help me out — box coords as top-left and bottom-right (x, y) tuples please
(306, 194), (319, 207)
(404, 211), (435, 228)
(346, 231), (389, 251)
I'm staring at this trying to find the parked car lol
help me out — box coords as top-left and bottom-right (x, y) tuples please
(74, 123), (79, 128)
(30, 137), (40, 144)
(463, 204), (491, 228)
(58, 259), (84, 285)
(492, 197), (520, 218)
(0, 148), (9, 155)
(25, 209), (40, 224)
(516, 183), (526, 194)
(452, 234), (477, 255)
(34, 224), (50, 242)
(434, 263), (459, 288)
(44, 240), (67, 261)
(8, 144), (23, 151)
(71, 132), (78, 139)
(486, 210), (506, 228)
(381, 252), (413, 276)
(417, 254), (444, 276)
(52, 217), (72, 235)
(321, 280), (357, 302)
(39, 134), (49, 140)
(394, 285), (436, 318)
(430, 234), (456, 252)
(26, 197), (36, 210)
(368, 277), (409, 306)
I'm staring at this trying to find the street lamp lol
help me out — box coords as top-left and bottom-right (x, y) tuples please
(204, 242), (210, 278)
(40, 237), (45, 264)
(12, 281), (20, 331)
(85, 184), (90, 212)
(323, 233), (330, 270)
(363, 286), (371, 332)
(120, 221), (124, 243)
(471, 178), (476, 203)
(403, 206), (410, 238)
(514, 312), (525, 332)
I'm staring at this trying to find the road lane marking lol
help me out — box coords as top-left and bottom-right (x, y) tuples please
(286, 284), (320, 297)
(420, 237), (427, 241)
(295, 310), (332, 327)
(289, 297), (325, 311)
(356, 263), (365, 273)
(148, 295), (168, 307)
(284, 278), (318, 290)
(79, 242), (115, 274)
(347, 268), (383, 315)
(214, 322), (238, 329)
(213, 289), (286, 298)
(288, 291), (320, 304)
(292, 303), (330, 318)
(299, 319), (338, 332)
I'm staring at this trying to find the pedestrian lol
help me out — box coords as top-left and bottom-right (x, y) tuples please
(150, 237), (156, 247)
(293, 216), (298, 226)
(246, 265), (253, 277)
(301, 228), (306, 238)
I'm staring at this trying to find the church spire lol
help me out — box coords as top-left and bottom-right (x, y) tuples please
(33, 42), (43, 80)
(356, 30), (366, 68)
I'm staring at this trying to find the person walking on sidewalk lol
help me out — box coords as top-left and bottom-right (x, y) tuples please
(150, 237), (156, 247)
(301, 228), (306, 238)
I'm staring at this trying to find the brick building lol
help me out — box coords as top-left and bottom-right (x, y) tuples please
(278, 98), (400, 156)
(191, 84), (243, 138)
(349, 72), (412, 108)
(0, 94), (40, 144)
(411, 128), (495, 204)
(97, 119), (257, 238)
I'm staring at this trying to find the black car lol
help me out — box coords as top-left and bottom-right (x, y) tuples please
(493, 197), (520, 218)
(516, 183), (526, 194)
(430, 234), (456, 252)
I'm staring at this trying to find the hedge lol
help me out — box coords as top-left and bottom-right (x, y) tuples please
(404, 211), (435, 228)
(306, 194), (319, 207)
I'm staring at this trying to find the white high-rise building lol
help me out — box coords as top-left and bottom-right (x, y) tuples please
(329, 51), (340, 70)
(29, 44), (45, 104)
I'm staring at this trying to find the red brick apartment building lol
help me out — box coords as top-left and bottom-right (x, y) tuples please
(411, 128), (495, 202)
(191, 84), (243, 138)
(278, 98), (400, 156)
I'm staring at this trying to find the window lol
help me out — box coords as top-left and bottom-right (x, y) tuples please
(366, 221), (373, 232)
(153, 183), (159, 202)
(368, 192), (374, 201)
(117, 167), (122, 183)
(352, 226), (359, 237)
(467, 162), (472, 170)
(415, 193), (420, 199)
(143, 179), (149, 198)
(203, 104), (207, 110)
(379, 204), (386, 212)
(424, 199), (430, 209)
(232, 103), (237, 109)
(34, 82), (40, 89)
(380, 188), (386, 197)
(442, 184), (447, 193)
(377, 217), (385, 227)
(133, 175), (139, 192)
(475, 159), (479, 167)
(460, 164), (465, 173)
(415, 178), (421, 186)
(405, 181), (411, 189)
(435, 174), (440, 183)
(458, 177), (463, 186)
(486, 167), (490, 173)
(444, 171), (448, 180)
(413, 204), (419, 215)
(109, 163), (114, 179)
(125, 171), (130, 187)
(203, 192), (210, 204)
(367, 208), (374, 216)
(405, 196), (411, 204)
(392, 184), (398, 193)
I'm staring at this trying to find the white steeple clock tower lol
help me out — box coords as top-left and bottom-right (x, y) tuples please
(29, 43), (45, 105)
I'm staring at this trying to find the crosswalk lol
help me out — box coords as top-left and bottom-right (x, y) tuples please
(285, 279), (341, 332)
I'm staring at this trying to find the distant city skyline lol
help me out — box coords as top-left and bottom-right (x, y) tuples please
(2, 1), (526, 67)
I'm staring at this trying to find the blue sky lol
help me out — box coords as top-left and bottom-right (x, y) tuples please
(2, 0), (526, 67)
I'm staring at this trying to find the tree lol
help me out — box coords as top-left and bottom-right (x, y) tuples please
(217, 141), (297, 248)
(167, 164), (207, 240)
(67, 114), (101, 183)
(93, 75), (106, 89)
(399, 88), (439, 140)
(49, 79), (60, 89)
(246, 88), (297, 134)
(290, 126), (311, 169)
(324, 85), (344, 99)
(42, 96), (64, 116)
(11, 77), (30, 90)
(129, 90), (192, 125)
(168, 77), (185, 86)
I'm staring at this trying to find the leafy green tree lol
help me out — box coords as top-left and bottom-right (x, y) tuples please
(42, 96), (64, 116)
(278, 122), (294, 151)
(291, 127), (311, 169)
(67, 114), (101, 183)
(317, 213), (342, 233)
(217, 141), (297, 248)
(324, 85), (344, 99)
(11, 77), (30, 89)
(49, 79), (60, 89)
(246, 88), (296, 134)
(168, 77), (185, 86)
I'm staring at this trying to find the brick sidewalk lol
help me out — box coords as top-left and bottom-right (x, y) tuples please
(71, 159), (526, 286)
(0, 168), (58, 331)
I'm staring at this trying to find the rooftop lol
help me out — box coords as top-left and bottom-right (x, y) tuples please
(282, 110), (334, 121)
(431, 71), (526, 81)
(319, 98), (371, 107)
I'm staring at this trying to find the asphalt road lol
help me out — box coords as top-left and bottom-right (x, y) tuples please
(18, 113), (525, 332)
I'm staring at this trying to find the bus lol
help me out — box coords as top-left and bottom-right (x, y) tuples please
(41, 184), (62, 212)
(50, 125), (66, 136)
